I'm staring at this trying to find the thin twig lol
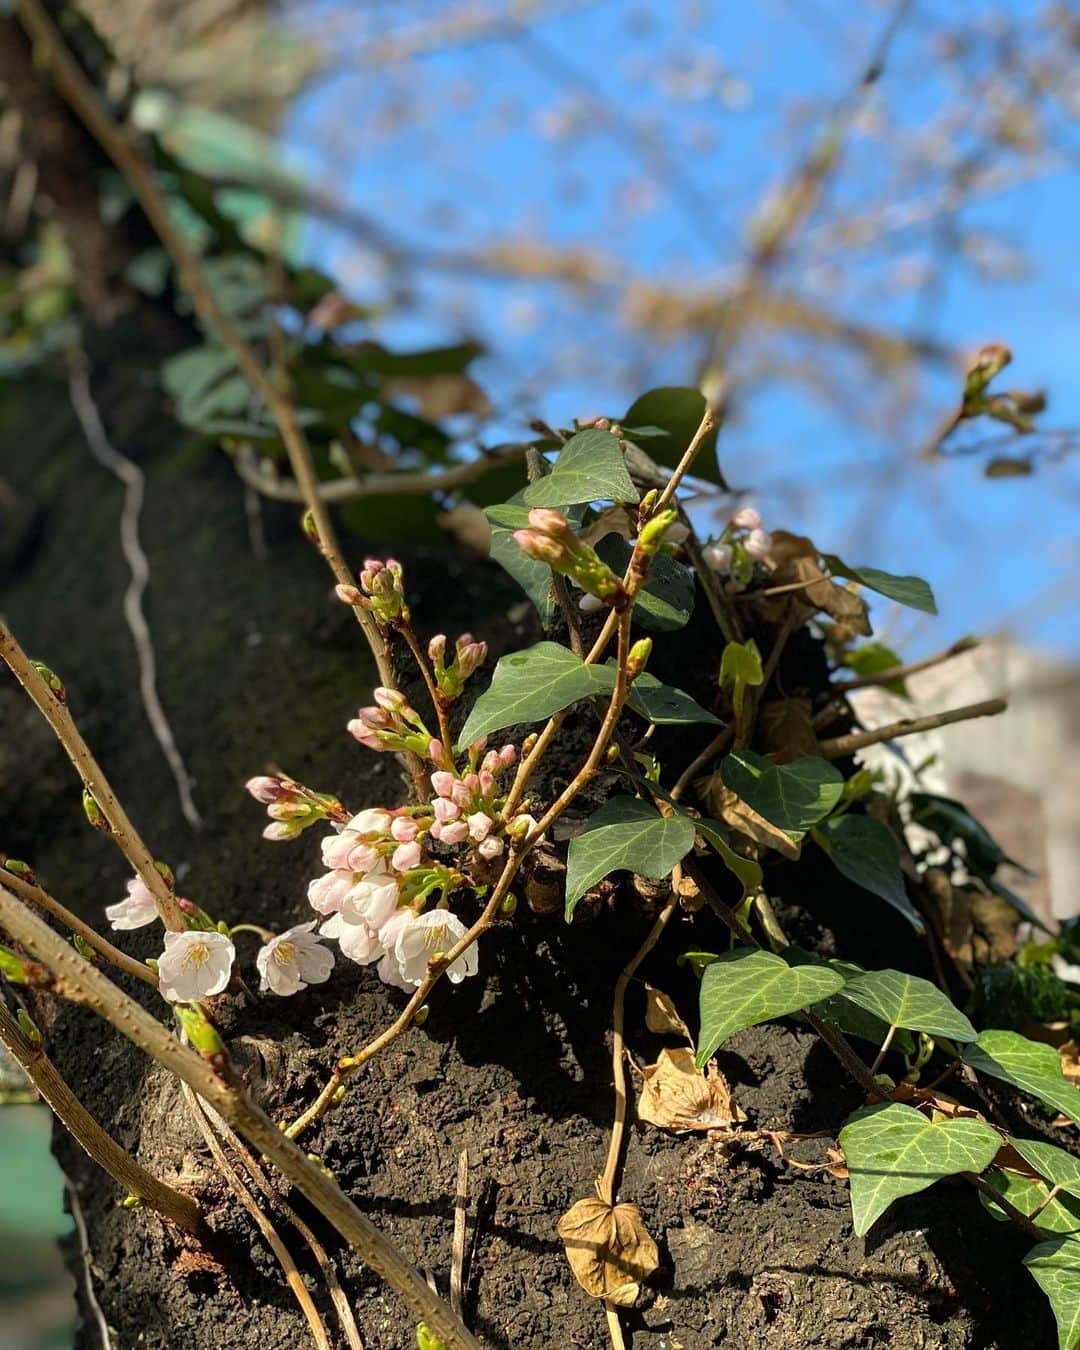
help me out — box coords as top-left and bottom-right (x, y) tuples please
(0, 867), (157, 987)
(0, 1002), (204, 1234)
(870, 1024), (898, 1077)
(184, 1084), (332, 1350)
(0, 884), (479, 1349)
(67, 350), (202, 829)
(0, 620), (185, 931)
(450, 1149), (469, 1321)
(817, 698), (1007, 759)
(64, 1174), (111, 1350)
(832, 637), (979, 691)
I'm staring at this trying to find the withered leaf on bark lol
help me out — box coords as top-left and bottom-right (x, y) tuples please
(643, 985), (691, 1039)
(758, 696), (819, 762)
(697, 776), (801, 861)
(637, 1047), (746, 1134)
(771, 556), (872, 637)
(556, 1194), (660, 1306)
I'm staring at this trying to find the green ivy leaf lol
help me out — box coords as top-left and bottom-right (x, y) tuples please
(695, 818), (763, 894)
(695, 948), (845, 1068)
(565, 798), (696, 920)
(981, 1170), (1080, 1236)
(626, 673), (721, 725)
(596, 536), (695, 632)
(456, 641), (612, 748)
(1024, 1237), (1080, 1350)
(814, 814), (924, 931)
(522, 428), (637, 507)
(841, 641), (908, 697)
(837, 969), (977, 1042)
(1011, 1138), (1080, 1198)
(839, 1102), (1001, 1236)
(964, 1031), (1080, 1127)
(822, 556), (938, 615)
(621, 387), (725, 486)
(720, 751), (844, 835)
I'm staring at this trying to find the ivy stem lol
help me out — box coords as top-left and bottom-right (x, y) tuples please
(870, 1024), (898, 1076)
(0, 883), (479, 1349)
(0, 1001), (206, 1235)
(0, 620), (185, 932)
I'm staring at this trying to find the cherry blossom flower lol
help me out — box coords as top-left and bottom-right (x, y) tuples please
(157, 930), (235, 1002)
(319, 912), (384, 965)
(478, 835), (505, 861)
(395, 910), (478, 985)
(703, 542), (733, 572)
(341, 866), (399, 928)
(256, 922), (334, 996)
(731, 506), (762, 530)
(105, 876), (159, 931)
(467, 811), (493, 842)
(307, 870), (353, 915)
(744, 528), (772, 560)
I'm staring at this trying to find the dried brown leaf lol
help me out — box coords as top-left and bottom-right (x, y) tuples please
(768, 530), (819, 563)
(637, 1047), (746, 1134)
(697, 776), (801, 861)
(643, 986), (691, 1040)
(384, 374), (490, 418)
(557, 1195), (659, 1306)
(772, 557), (872, 637)
(579, 504), (637, 548)
(1060, 1040), (1080, 1086)
(758, 697), (819, 762)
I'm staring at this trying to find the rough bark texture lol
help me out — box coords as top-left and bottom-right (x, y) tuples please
(0, 322), (1059, 1349)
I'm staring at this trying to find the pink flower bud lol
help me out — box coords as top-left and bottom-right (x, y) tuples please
(335, 583), (364, 606)
(450, 778), (472, 807)
(498, 745), (517, 768)
(702, 542), (733, 572)
(263, 820), (302, 841)
(744, 528), (772, 561)
(433, 797), (461, 824)
(178, 897), (198, 914)
(467, 812), (493, 842)
(463, 773), (480, 794)
(527, 507), (572, 534)
(392, 841), (422, 872)
(427, 739), (445, 764)
(391, 816), (418, 843)
(513, 529), (565, 565)
(731, 506), (761, 531)
(245, 776), (282, 803)
(373, 687), (409, 715)
(439, 820), (469, 845)
(345, 842), (380, 872)
(431, 771), (456, 799)
(478, 835), (505, 860)
(479, 770), (495, 798)
(481, 750), (499, 775)
(428, 634), (447, 664)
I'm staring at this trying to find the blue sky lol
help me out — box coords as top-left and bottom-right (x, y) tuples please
(283, 0), (1079, 657)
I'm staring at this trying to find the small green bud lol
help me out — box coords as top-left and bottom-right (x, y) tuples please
(0, 857), (37, 885)
(500, 893), (518, 916)
(174, 1004), (227, 1061)
(30, 661), (66, 703)
(122, 1193), (142, 1210)
(636, 509), (679, 556)
(626, 637), (653, 679)
(300, 508), (319, 545)
(73, 934), (99, 962)
(413, 1004), (430, 1028)
(16, 1007), (40, 1044)
(0, 946), (29, 984)
(332, 1085), (346, 1104)
(637, 488), (659, 518)
(82, 789), (110, 833)
(417, 1326), (449, 1350)
(153, 860), (175, 889)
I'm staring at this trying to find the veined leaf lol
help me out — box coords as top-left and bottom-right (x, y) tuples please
(964, 1031), (1080, 1127)
(625, 672), (720, 726)
(822, 555), (937, 615)
(596, 536), (694, 632)
(720, 750), (844, 835)
(695, 948), (845, 1068)
(981, 1171), (1080, 1236)
(1012, 1138), (1080, 1198)
(522, 428), (636, 507)
(695, 818), (763, 894)
(565, 798), (696, 920)
(839, 1102), (1000, 1236)
(456, 641), (611, 747)
(1024, 1237), (1080, 1350)
(814, 814), (924, 931)
(837, 969), (976, 1042)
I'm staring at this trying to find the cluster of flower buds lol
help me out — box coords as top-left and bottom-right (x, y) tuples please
(427, 742), (524, 859)
(346, 687), (434, 758)
(335, 557), (409, 627)
(702, 505), (772, 580)
(245, 774), (344, 841)
(428, 633), (487, 701)
(513, 508), (627, 606)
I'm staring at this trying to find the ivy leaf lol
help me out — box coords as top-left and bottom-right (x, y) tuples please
(822, 556), (938, 615)
(981, 1171), (1080, 1236)
(596, 536), (694, 632)
(565, 798), (696, 920)
(908, 792), (1026, 875)
(626, 673), (721, 725)
(457, 641), (612, 748)
(839, 1102), (1001, 1236)
(720, 751), (844, 835)
(1024, 1237), (1080, 1350)
(522, 428), (637, 508)
(964, 1031), (1080, 1127)
(1011, 1138), (1080, 1198)
(814, 814), (924, 931)
(841, 641), (908, 697)
(621, 387), (725, 486)
(786, 951), (916, 1057)
(695, 818), (763, 894)
(695, 948), (845, 1068)
(837, 969), (977, 1042)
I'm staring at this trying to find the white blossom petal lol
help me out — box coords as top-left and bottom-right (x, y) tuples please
(157, 930), (235, 1002)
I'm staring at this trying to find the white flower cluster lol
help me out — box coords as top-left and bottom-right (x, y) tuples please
(702, 505), (772, 574)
